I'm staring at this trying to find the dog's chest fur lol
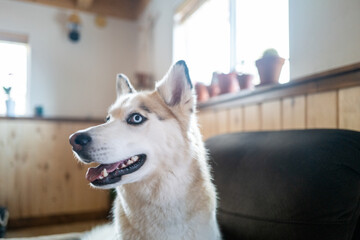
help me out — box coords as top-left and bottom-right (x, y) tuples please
(112, 139), (219, 240)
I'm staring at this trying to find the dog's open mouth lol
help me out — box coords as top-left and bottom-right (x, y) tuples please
(86, 154), (146, 186)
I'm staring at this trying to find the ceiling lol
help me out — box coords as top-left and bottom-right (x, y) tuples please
(17, 0), (150, 20)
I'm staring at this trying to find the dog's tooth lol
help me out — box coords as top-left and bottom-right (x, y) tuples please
(102, 169), (108, 177)
(131, 156), (139, 162)
(128, 159), (133, 165)
(99, 175), (103, 180)
(121, 163), (126, 168)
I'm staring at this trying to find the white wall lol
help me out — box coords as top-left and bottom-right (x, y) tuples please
(136, 0), (183, 82)
(289, 0), (360, 79)
(0, 0), (138, 118)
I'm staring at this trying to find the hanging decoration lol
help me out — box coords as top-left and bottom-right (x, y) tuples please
(68, 12), (81, 42)
(95, 15), (107, 28)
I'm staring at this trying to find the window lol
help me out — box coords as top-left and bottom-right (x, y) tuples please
(174, 0), (230, 84)
(0, 33), (29, 116)
(174, 0), (289, 85)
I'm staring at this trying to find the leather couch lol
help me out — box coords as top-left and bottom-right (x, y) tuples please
(206, 129), (360, 240)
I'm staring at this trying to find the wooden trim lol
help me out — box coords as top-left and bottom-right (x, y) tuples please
(175, 0), (208, 23)
(8, 210), (110, 229)
(292, 62), (360, 83)
(0, 116), (104, 123)
(198, 62), (360, 110)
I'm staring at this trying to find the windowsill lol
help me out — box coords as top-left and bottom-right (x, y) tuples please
(198, 62), (360, 110)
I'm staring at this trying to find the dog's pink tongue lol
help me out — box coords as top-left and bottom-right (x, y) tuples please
(86, 162), (121, 182)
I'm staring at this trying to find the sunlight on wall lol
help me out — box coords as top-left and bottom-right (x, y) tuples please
(0, 41), (28, 115)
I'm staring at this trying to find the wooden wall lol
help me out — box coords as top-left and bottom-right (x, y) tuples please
(0, 119), (110, 224)
(198, 86), (360, 140)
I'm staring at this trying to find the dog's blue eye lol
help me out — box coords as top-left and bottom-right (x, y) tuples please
(127, 113), (147, 125)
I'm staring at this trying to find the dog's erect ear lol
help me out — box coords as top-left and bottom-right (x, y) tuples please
(156, 60), (193, 107)
(116, 74), (136, 97)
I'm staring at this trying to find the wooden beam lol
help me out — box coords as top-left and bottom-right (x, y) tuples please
(16, 0), (150, 20)
(17, 0), (77, 10)
(77, 0), (94, 9)
(135, 0), (151, 18)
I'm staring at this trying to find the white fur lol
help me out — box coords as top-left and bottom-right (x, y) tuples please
(82, 224), (115, 240)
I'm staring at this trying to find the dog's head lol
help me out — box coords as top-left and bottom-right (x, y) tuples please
(69, 61), (195, 189)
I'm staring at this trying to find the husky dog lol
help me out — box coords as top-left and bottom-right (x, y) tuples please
(69, 61), (221, 240)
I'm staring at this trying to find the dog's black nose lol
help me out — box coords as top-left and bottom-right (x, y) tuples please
(75, 134), (92, 146)
(69, 133), (92, 152)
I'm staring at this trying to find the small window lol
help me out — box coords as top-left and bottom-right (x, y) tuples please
(0, 33), (29, 116)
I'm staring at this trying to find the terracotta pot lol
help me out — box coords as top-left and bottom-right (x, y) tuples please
(195, 82), (210, 102)
(255, 56), (285, 86)
(217, 73), (239, 95)
(237, 74), (254, 90)
(207, 83), (220, 98)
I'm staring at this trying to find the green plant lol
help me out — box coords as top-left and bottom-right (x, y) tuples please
(3, 87), (11, 96)
(262, 48), (279, 58)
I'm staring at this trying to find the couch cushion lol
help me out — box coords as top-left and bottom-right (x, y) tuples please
(206, 129), (360, 240)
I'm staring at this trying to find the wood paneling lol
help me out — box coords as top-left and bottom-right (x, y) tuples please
(197, 110), (217, 140)
(282, 95), (306, 129)
(244, 104), (261, 131)
(0, 120), (110, 221)
(306, 91), (337, 128)
(261, 100), (281, 130)
(215, 109), (229, 135)
(229, 106), (243, 133)
(339, 86), (360, 131)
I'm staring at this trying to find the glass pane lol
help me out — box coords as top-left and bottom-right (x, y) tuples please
(174, 0), (230, 84)
(236, 0), (289, 84)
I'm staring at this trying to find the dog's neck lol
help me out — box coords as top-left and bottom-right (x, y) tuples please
(113, 130), (217, 239)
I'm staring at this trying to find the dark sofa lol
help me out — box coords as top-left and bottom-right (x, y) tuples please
(206, 129), (360, 240)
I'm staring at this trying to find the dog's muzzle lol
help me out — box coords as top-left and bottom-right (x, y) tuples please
(69, 132), (147, 186)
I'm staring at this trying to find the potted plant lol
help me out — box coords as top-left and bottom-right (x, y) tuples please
(3, 87), (15, 117)
(207, 72), (220, 98)
(255, 48), (285, 86)
(236, 73), (254, 90)
(217, 72), (239, 95)
(195, 82), (210, 102)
